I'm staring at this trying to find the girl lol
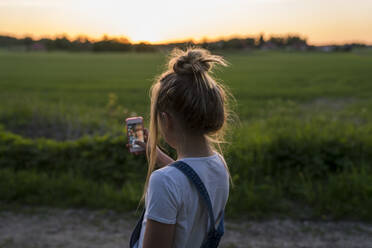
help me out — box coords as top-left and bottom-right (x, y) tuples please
(131, 47), (233, 248)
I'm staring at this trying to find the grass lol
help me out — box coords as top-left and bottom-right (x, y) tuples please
(1, 49), (372, 220)
(0, 168), (141, 212)
(1, 50), (372, 124)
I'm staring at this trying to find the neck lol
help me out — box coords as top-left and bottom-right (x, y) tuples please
(176, 134), (215, 159)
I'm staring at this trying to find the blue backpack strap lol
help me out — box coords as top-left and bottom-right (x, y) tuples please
(129, 208), (145, 248)
(170, 161), (224, 237)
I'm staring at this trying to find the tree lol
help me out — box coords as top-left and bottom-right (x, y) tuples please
(22, 37), (33, 51)
(257, 33), (265, 48)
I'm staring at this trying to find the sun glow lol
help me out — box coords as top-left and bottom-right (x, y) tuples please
(1, 0), (372, 45)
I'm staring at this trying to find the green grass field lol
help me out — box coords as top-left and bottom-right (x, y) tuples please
(1, 50), (372, 220)
(1, 50), (372, 125)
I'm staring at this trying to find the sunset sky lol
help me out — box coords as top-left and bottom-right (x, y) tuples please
(1, 0), (371, 45)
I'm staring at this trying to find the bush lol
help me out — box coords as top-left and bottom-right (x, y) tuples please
(224, 118), (372, 219)
(0, 131), (147, 187)
(1, 117), (372, 220)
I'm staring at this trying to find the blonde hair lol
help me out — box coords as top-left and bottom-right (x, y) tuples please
(141, 47), (234, 203)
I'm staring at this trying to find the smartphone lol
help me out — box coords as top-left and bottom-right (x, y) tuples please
(126, 116), (145, 153)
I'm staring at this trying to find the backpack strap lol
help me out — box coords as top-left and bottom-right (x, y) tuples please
(170, 160), (223, 234)
(129, 208), (145, 248)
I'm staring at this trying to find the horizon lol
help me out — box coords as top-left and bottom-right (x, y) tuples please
(1, 0), (372, 46)
(1, 31), (370, 46)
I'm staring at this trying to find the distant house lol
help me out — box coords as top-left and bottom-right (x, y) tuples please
(287, 42), (308, 51)
(317, 46), (335, 52)
(261, 41), (277, 50)
(31, 43), (46, 52)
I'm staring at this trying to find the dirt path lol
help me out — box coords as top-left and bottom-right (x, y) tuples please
(0, 206), (371, 248)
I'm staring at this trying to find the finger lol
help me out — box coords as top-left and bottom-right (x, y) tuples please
(134, 140), (147, 149)
(134, 151), (145, 155)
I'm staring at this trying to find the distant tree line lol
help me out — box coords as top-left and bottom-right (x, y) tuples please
(0, 33), (368, 53)
(0, 35), (144, 52)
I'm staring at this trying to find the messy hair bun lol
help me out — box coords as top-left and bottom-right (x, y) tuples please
(170, 48), (227, 75)
(154, 47), (231, 134)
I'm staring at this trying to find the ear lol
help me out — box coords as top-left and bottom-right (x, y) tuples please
(160, 111), (173, 130)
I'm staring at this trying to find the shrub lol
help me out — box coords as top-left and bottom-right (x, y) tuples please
(0, 131), (147, 187)
(1, 117), (372, 219)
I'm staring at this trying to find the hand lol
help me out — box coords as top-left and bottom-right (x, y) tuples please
(126, 128), (148, 155)
(126, 128), (174, 167)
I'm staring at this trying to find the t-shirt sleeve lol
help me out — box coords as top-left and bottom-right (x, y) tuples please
(145, 170), (180, 224)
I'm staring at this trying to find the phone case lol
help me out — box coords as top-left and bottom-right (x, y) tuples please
(126, 117), (145, 153)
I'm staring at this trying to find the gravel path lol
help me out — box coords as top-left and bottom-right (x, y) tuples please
(0, 206), (371, 248)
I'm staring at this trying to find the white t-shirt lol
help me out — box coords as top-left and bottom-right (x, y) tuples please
(136, 151), (230, 248)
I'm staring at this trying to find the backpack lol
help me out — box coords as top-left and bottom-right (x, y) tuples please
(129, 160), (225, 248)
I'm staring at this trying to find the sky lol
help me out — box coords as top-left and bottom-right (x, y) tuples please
(0, 0), (371, 45)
